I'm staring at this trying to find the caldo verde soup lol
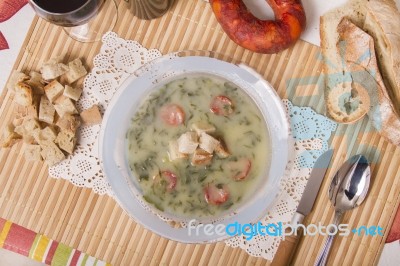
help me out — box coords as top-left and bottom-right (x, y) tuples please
(127, 75), (270, 218)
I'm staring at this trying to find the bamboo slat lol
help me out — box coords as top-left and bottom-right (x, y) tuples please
(0, 0), (399, 265)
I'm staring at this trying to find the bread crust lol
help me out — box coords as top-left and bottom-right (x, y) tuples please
(364, 0), (400, 115)
(320, 0), (369, 123)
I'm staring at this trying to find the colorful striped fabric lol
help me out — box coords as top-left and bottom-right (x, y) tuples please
(0, 218), (111, 265)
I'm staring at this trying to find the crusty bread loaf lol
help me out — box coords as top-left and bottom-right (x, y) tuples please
(320, 0), (369, 123)
(337, 18), (400, 145)
(320, 0), (400, 146)
(364, 0), (400, 115)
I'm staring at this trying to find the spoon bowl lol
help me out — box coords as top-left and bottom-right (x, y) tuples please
(329, 155), (370, 212)
(315, 154), (371, 266)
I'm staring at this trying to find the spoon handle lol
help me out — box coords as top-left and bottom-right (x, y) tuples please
(314, 211), (343, 266)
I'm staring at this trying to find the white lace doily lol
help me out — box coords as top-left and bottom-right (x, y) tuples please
(49, 32), (337, 260)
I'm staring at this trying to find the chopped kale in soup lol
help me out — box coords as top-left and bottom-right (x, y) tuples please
(126, 75), (270, 218)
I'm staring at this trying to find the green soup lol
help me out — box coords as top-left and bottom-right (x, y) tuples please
(126, 75), (270, 218)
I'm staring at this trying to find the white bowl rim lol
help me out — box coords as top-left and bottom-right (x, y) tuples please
(99, 51), (292, 243)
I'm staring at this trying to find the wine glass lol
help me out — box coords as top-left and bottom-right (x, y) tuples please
(28, 0), (118, 43)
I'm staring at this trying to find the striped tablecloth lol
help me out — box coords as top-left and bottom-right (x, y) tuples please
(0, 218), (109, 265)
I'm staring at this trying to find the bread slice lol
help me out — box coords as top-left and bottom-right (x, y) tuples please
(338, 18), (400, 146)
(320, 0), (369, 123)
(364, 0), (400, 116)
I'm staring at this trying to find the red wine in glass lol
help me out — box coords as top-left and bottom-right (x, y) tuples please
(28, 0), (118, 42)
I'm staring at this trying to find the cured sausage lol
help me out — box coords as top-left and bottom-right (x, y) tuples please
(210, 0), (306, 54)
(204, 184), (229, 205)
(159, 104), (185, 126)
(210, 95), (234, 116)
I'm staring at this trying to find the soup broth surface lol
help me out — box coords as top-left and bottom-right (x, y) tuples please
(127, 75), (270, 218)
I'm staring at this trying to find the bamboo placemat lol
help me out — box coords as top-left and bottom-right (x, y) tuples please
(1, 0), (399, 265)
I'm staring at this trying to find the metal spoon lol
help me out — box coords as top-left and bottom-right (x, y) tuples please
(315, 154), (370, 266)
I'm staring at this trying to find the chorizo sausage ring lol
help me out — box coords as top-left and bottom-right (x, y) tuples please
(210, 0), (306, 54)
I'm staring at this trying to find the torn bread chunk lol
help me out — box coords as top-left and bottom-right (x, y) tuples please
(44, 80), (64, 103)
(215, 142), (230, 158)
(191, 148), (213, 166)
(39, 140), (65, 166)
(24, 144), (42, 161)
(199, 132), (220, 154)
(14, 82), (33, 106)
(1, 124), (21, 148)
(63, 85), (82, 101)
(39, 127), (57, 142)
(15, 117), (41, 143)
(40, 57), (69, 80)
(39, 95), (56, 124)
(168, 140), (187, 161)
(80, 105), (102, 125)
(55, 131), (76, 154)
(7, 70), (29, 92)
(65, 58), (87, 84)
(191, 122), (216, 135)
(56, 114), (80, 134)
(27, 94), (41, 118)
(54, 96), (78, 117)
(26, 71), (45, 95)
(177, 132), (199, 154)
